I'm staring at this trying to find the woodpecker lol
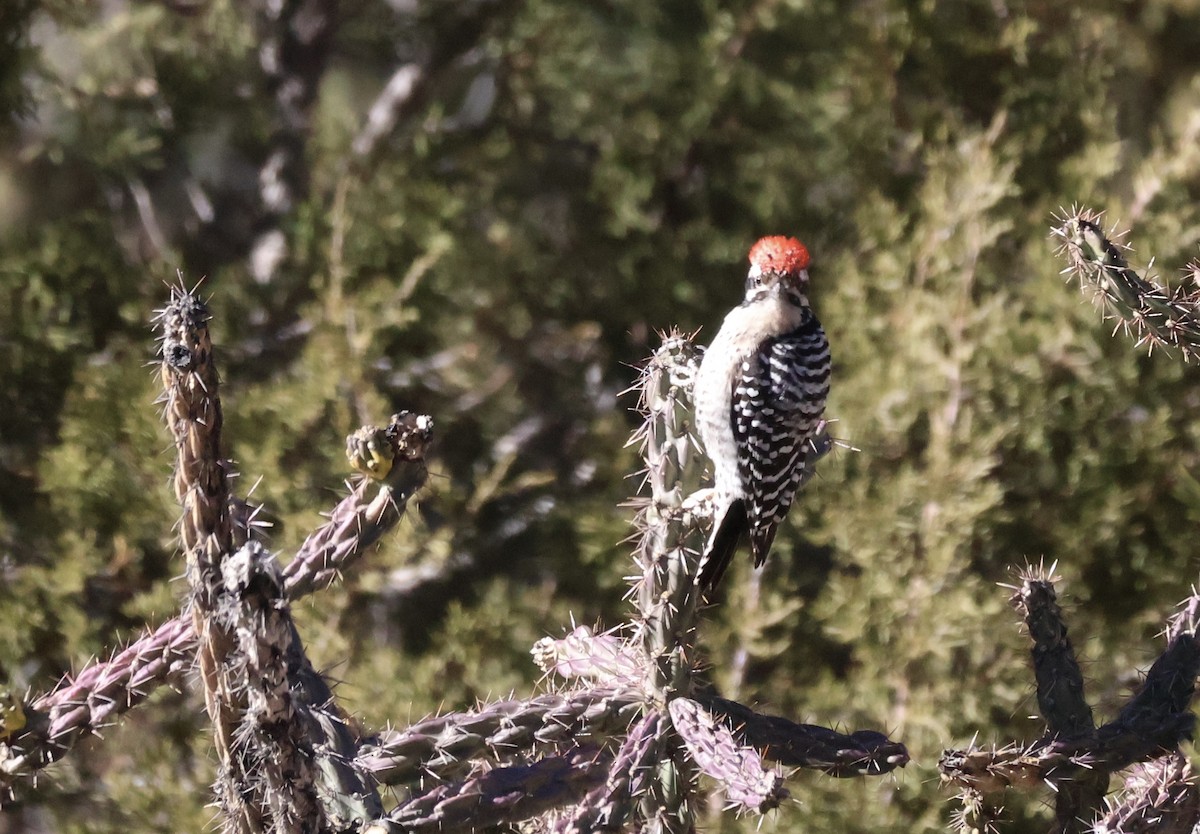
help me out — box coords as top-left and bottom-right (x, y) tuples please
(693, 235), (831, 592)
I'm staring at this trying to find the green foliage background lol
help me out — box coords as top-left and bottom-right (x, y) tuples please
(3, 0), (1200, 831)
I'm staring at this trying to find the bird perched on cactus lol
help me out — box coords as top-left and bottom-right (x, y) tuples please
(692, 236), (831, 592)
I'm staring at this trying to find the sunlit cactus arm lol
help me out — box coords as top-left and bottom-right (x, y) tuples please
(628, 332), (707, 834)
(157, 284), (253, 829)
(359, 687), (640, 787)
(669, 697), (786, 813)
(1094, 754), (1200, 834)
(0, 617), (195, 797)
(1053, 208), (1200, 360)
(367, 748), (609, 832)
(630, 331), (706, 699)
(553, 710), (665, 834)
(531, 626), (641, 685)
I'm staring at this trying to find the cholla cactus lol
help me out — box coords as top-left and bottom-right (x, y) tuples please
(1094, 753), (1200, 834)
(525, 330), (906, 832)
(938, 214), (1200, 834)
(1, 291), (907, 832)
(940, 567), (1200, 834)
(1053, 207), (1200, 360)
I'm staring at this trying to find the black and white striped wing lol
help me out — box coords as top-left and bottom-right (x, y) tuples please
(730, 312), (830, 566)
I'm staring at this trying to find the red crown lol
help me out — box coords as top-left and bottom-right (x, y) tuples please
(748, 236), (810, 275)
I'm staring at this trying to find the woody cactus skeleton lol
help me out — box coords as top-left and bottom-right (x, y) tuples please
(0, 292), (906, 830)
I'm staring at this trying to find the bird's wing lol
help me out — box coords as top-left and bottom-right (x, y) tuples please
(730, 313), (830, 566)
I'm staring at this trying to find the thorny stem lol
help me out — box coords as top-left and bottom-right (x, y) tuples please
(1010, 565), (1106, 833)
(1053, 207), (1200, 361)
(698, 694), (909, 776)
(1094, 753), (1200, 834)
(358, 688), (641, 787)
(157, 285), (247, 826)
(0, 414), (431, 797)
(632, 332), (706, 700)
(631, 333), (707, 834)
(555, 711), (666, 833)
(370, 747), (610, 833)
(941, 572), (1200, 833)
(157, 287), (389, 833)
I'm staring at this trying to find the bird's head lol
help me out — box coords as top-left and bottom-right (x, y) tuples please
(746, 235), (810, 302)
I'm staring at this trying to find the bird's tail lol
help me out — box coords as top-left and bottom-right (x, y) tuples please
(698, 498), (747, 594)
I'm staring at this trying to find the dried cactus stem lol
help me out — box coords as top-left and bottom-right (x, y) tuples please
(0, 412), (434, 797)
(157, 285), (240, 595)
(157, 285), (250, 824)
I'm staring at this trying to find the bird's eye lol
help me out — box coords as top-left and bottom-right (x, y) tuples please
(746, 264), (764, 291)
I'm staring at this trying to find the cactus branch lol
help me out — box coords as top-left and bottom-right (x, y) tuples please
(1053, 207), (1200, 360)
(941, 573), (1200, 832)
(370, 748), (609, 832)
(1094, 753), (1200, 834)
(698, 693), (909, 776)
(555, 711), (666, 833)
(669, 696), (787, 813)
(358, 687), (641, 787)
(531, 626), (642, 685)
(284, 411), (433, 597)
(215, 541), (383, 832)
(0, 413), (432, 796)
(631, 331), (707, 699)
(629, 332), (708, 833)
(157, 285), (249, 825)
(1010, 565), (1106, 832)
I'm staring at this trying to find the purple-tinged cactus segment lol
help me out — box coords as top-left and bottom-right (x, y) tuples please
(555, 710), (665, 833)
(669, 697), (786, 813)
(700, 694), (908, 776)
(359, 687), (640, 786)
(531, 626), (641, 685)
(374, 747), (608, 832)
(1095, 753), (1200, 834)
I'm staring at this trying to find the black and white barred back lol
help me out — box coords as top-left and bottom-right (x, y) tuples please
(732, 307), (830, 565)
